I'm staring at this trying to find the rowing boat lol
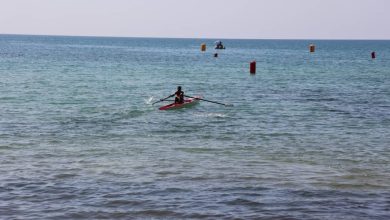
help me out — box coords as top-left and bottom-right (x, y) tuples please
(159, 96), (201, 110)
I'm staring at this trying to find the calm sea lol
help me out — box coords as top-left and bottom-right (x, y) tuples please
(1, 35), (389, 219)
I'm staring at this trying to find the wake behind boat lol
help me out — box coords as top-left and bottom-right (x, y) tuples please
(159, 96), (201, 110)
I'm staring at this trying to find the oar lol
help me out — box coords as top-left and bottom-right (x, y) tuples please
(185, 95), (233, 107)
(152, 94), (173, 105)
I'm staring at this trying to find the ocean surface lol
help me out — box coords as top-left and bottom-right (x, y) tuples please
(0, 35), (389, 219)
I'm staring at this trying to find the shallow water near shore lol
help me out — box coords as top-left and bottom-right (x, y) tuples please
(1, 35), (390, 219)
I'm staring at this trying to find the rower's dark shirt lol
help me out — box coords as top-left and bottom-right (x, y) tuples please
(175, 91), (184, 103)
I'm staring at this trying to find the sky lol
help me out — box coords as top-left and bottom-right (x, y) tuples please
(0, 0), (389, 39)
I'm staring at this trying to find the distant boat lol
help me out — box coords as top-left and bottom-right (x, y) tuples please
(215, 40), (226, 50)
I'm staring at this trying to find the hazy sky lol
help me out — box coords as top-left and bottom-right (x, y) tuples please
(1, 0), (389, 39)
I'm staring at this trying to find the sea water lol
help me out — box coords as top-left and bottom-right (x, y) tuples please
(0, 35), (389, 219)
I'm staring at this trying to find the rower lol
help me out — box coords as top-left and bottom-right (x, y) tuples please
(174, 86), (184, 104)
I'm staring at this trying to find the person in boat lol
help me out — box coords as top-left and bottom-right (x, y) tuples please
(173, 86), (184, 104)
(215, 41), (225, 49)
(157, 86), (184, 104)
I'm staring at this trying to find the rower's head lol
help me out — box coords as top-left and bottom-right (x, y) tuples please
(177, 86), (182, 91)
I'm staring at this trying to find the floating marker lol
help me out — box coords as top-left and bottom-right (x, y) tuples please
(309, 44), (315, 53)
(214, 53), (218, 58)
(250, 61), (256, 74)
(201, 43), (206, 52)
(371, 51), (376, 59)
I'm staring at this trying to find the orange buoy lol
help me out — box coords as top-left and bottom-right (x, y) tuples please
(250, 61), (256, 74)
(309, 44), (315, 53)
(371, 51), (376, 59)
(201, 43), (206, 52)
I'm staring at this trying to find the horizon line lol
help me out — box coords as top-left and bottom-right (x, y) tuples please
(1, 33), (390, 41)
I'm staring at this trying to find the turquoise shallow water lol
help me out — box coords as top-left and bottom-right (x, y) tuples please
(1, 35), (390, 219)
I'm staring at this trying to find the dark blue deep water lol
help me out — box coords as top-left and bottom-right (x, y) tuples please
(1, 35), (390, 219)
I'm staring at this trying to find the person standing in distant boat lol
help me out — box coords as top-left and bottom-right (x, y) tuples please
(174, 86), (184, 104)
